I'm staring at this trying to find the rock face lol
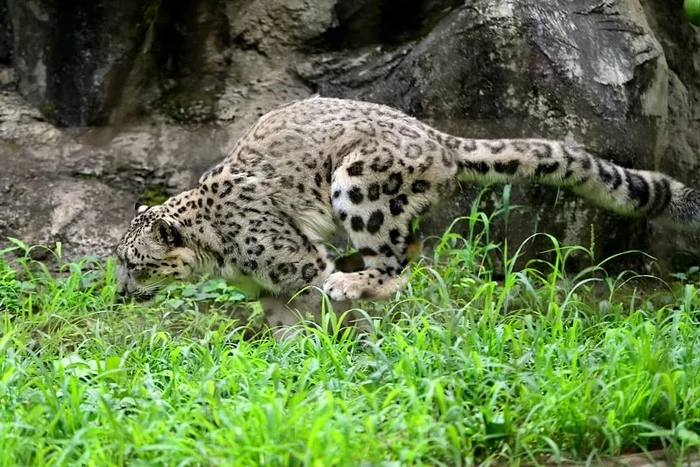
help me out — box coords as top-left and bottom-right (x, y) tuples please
(642, 0), (700, 271)
(0, 0), (699, 274)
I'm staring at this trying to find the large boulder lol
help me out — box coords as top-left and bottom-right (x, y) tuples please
(641, 0), (700, 271)
(300, 0), (680, 271)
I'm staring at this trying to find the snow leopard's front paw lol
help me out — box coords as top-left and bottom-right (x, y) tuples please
(322, 269), (408, 301)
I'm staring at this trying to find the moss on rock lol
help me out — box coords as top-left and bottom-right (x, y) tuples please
(138, 183), (169, 206)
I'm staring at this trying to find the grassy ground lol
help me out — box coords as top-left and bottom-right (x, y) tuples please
(2, 195), (700, 466)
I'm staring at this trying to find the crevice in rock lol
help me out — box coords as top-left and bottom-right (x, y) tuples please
(0, 1), (12, 65)
(312, 0), (463, 51)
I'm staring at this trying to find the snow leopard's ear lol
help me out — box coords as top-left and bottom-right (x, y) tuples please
(151, 219), (183, 248)
(134, 203), (151, 215)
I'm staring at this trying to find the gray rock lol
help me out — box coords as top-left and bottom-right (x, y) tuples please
(224, 0), (338, 52)
(0, 76), (307, 262)
(6, 0), (160, 126)
(153, 0), (231, 99)
(0, 64), (17, 90)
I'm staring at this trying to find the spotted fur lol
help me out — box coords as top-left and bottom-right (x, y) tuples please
(116, 97), (700, 339)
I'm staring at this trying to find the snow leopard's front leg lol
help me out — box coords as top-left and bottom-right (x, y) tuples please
(243, 222), (373, 340)
(260, 294), (371, 342)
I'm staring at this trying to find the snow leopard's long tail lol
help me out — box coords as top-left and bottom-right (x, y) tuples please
(448, 136), (700, 228)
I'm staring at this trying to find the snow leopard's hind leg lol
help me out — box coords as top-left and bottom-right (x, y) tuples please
(324, 152), (438, 302)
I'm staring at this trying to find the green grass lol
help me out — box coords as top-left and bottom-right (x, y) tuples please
(2, 193), (700, 466)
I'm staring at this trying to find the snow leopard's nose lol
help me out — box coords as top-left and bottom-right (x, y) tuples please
(116, 266), (128, 297)
(115, 282), (154, 302)
(115, 280), (128, 302)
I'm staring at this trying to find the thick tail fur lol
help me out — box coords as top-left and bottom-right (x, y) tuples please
(448, 137), (700, 227)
